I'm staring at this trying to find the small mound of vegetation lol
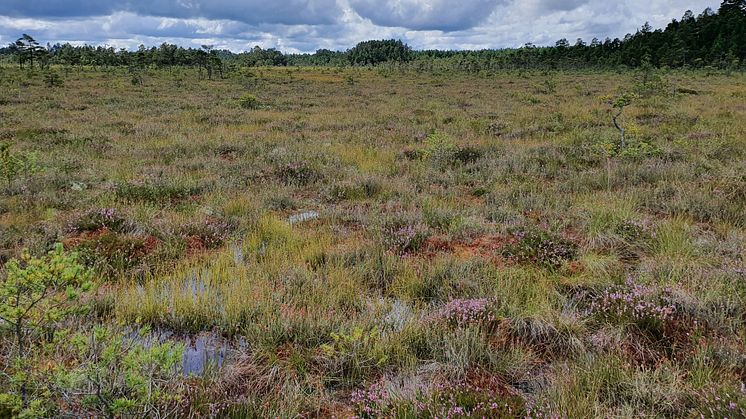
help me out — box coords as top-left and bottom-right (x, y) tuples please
(238, 93), (261, 109)
(115, 182), (202, 205)
(502, 227), (577, 268)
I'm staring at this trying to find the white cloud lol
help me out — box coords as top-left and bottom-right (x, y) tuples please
(0, 0), (723, 52)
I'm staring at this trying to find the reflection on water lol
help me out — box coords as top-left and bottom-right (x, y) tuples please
(131, 328), (244, 377)
(182, 333), (229, 377)
(230, 242), (244, 264)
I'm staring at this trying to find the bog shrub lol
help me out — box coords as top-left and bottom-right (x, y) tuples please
(238, 94), (260, 109)
(0, 143), (40, 188)
(115, 182), (201, 205)
(69, 208), (129, 234)
(274, 161), (319, 185)
(502, 227), (577, 268)
(57, 326), (184, 418)
(379, 217), (429, 255)
(0, 244), (92, 414)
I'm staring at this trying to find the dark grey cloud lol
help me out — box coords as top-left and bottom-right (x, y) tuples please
(3, 0), (113, 18)
(349, 0), (504, 31)
(536, 0), (587, 12)
(2, 0), (341, 25)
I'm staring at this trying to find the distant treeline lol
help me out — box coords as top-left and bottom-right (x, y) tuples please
(2, 0), (744, 71)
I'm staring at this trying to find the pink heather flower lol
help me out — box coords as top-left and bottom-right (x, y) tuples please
(431, 298), (497, 327)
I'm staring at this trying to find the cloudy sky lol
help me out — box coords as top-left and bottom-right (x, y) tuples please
(0, 0), (721, 53)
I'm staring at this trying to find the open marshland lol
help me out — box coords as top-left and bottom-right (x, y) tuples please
(1, 66), (745, 417)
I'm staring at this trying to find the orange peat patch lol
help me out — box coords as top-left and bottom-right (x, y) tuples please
(424, 234), (514, 263)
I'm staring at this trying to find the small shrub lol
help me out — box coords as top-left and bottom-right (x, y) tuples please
(352, 373), (524, 418)
(325, 177), (382, 203)
(418, 133), (482, 167)
(587, 280), (676, 328)
(379, 219), (429, 255)
(583, 279), (701, 356)
(115, 182), (200, 205)
(422, 203), (463, 232)
(274, 162), (319, 185)
(615, 219), (651, 244)
(422, 132), (457, 163)
(0, 143), (40, 188)
(453, 146), (483, 164)
(265, 194), (297, 211)
(633, 63), (670, 98)
(401, 148), (422, 160)
(71, 231), (155, 276)
(0, 244), (92, 411)
(177, 218), (235, 250)
(502, 227), (577, 268)
(69, 208), (129, 234)
(238, 93), (260, 109)
(617, 141), (664, 160)
(430, 298), (498, 328)
(130, 74), (143, 86)
(320, 327), (388, 386)
(43, 71), (63, 88)
(486, 120), (507, 137)
(695, 385), (746, 419)
(57, 326), (184, 418)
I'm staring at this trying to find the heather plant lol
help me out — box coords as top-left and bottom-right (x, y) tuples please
(380, 221), (429, 255)
(72, 232), (154, 277)
(264, 193), (297, 210)
(430, 298), (499, 329)
(177, 218), (235, 249)
(696, 384), (746, 419)
(502, 227), (577, 269)
(352, 375), (525, 418)
(614, 219), (651, 244)
(420, 132), (482, 167)
(69, 208), (129, 234)
(324, 176), (382, 203)
(274, 161), (319, 185)
(422, 201), (464, 233)
(586, 279), (678, 336)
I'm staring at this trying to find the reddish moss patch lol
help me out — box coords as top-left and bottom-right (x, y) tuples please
(423, 234), (511, 263)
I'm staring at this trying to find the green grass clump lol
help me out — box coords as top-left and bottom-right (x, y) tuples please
(238, 93), (260, 109)
(115, 181), (202, 205)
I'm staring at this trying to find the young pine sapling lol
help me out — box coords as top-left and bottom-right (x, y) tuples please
(605, 93), (635, 149)
(0, 143), (40, 189)
(0, 244), (93, 408)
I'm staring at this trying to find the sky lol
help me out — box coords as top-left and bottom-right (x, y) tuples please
(0, 0), (722, 53)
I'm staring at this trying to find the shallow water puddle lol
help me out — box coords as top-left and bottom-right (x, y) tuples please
(182, 333), (231, 377)
(131, 328), (241, 377)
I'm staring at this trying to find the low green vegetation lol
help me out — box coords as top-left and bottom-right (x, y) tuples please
(0, 60), (744, 417)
